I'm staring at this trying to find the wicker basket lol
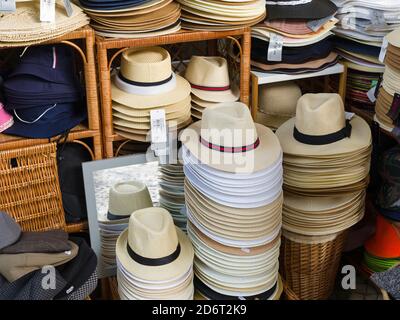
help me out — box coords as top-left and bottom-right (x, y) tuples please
(0, 143), (66, 231)
(280, 230), (348, 300)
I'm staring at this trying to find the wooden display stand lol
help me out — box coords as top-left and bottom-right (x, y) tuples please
(0, 26), (103, 233)
(96, 28), (251, 158)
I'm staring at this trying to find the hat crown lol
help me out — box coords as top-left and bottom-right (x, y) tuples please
(184, 56), (230, 87)
(120, 47), (172, 84)
(108, 181), (152, 218)
(259, 82), (301, 116)
(295, 93), (345, 136)
(128, 207), (179, 259)
(201, 102), (258, 148)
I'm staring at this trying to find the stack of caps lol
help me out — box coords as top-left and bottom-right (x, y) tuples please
(1, 45), (86, 138)
(363, 214), (400, 273)
(0, 2), (88, 47)
(183, 56), (239, 120)
(346, 68), (382, 111)
(0, 212), (97, 300)
(111, 47), (192, 142)
(180, 102), (284, 299)
(159, 163), (187, 232)
(255, 81), (302, 131)
(251, 0), (339, 74)
(98, 181), (153, 270)
(177, 0), (266, 31)
(116, 207), (194, 300)
(332, 0), (400, 48)
(374, 29), (400, 133)
(79, 0), (181, 38)
(276, 93), (372, 299)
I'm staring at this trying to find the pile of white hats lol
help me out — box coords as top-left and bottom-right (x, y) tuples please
(180, 101), (283, 299)
(116, 207), (194, 300)
(183, 56), (239, 120)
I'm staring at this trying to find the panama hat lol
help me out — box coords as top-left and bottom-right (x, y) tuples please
(107, 181), (153, 221)
(111, 47), (190, 109)
(276, 93), (371, 156)
(180, 102), (282, 173)
(116, 207), (194, 282)
(256, 82), (301, 130)
(184, 56), (239, 103)
(265, 0), (337, 20)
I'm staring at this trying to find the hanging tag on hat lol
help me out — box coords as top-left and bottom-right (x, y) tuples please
(40, 0), (55, 22)
(307, 15), (334, 32)
(150, 109), (167, 150)
(268, 33), (284, 62)
(63, 0), (73, 17)
(369, 10), (387, 29)
(367, 81), (379, 103)
(345, 112), (355, 121)
(0, 0), (16, 12)
(379, 36), (389, 63)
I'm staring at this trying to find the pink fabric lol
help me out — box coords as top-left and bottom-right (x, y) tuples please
(0, 103), (13, 133)
(264, 20), (314, 35)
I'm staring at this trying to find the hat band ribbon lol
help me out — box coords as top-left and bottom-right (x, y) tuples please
(293, 120), (352, 145)
(127, 243), (181, 266)
(265, 0), (312, 5)
(118, 72), (173, 87)
(13, 104), (57, 124)
(107, 212), (128, 221)
(200, 136), (260, 153)
(190, 83), (230, 92)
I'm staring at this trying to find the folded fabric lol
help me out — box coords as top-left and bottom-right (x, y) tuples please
(0, 241), (79, 282)
(0, 230), (71, 254)
(0, 212), (21, 251)
(370, 264), (400, 300)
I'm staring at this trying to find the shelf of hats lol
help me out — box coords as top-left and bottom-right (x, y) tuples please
(0, 0), (400, 302)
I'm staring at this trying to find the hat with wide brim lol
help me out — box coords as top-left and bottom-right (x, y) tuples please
(265, 0), (337, 20)
(276, 115), (371, 156)
(116, 226), (193, 282)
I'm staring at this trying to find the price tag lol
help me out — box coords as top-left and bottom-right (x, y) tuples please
(370, 10), (387, 27)
(367, 86), (377, 103)
(267, 33), (284, 62)
(0, 0), (16, 12)
(307, 15), (334, 32)
(345, 112), (355, 120)
(40, 0), (55, 22)
(63, 0), (73, 17)
(379, 36), (389, 63)
(150, 109), (167, 145)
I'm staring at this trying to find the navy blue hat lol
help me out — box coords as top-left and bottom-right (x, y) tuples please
(79, 0), (149, 10)
(8, 45), (77, 85)
(4, 103), (86, 138)
(333, 36), (381, 59)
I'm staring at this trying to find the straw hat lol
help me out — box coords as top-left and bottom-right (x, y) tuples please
(276, 93), (371, 156)
(184, 56), (239, 103)
(180, 102), (282, 173)
(116, 207), (194, 282)
(111, 47), (190, 109)
(256, 82), (302, 130)
(107, 181), (153, 221)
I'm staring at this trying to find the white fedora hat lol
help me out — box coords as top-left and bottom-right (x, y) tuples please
(111, 46), (190, 109)
(107, 181), (153, 221)
(180, 102), (282, 173)
(116, 207), (194, 282)
(184, 56), (239, 103)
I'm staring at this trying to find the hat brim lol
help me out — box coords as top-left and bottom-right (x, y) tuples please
(191, 85), (240, 103)
(266, 0), (337, 20)
(111, 74), (190, 109)
(276, 115), (371, 156)
(181, 121), (282, 173)
(116, 226), (194, 282)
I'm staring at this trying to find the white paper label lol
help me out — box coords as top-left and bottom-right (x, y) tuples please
(379, 36), (389, 63)
(345, 112), (355, 120)
(370, 10), (387, 27)
(367, 86), (377, 103)
(150, 109), (167, 145)
(268, 33), (284, 62)
(307, 15), (334, 32)
(241, 248), (250, 253)
(40, 0), (55, 22)
(0, 0), (16, 12)
(63, 0), (73, 17)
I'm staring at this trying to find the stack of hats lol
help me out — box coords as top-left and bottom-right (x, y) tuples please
(111, 46), (192, 142)
(0, 212), (97, 300)
(0, 2), (89, 47)
(1, 45), (86, 138)
(374, 28), (400, 133)
(159, 163), (187, 232)
(255, 81), (302, 131)
(98, 181), (153, 271)
(116, 207), (194, 300)
(251, 0), (339, 74)
(79, 0), (181, 38)
(183, 56), (239, 120)
(346, 69), (382, 112)
(275, 93), (372, 299)
(180, 102), (284, 299)
(177, 0), (266, 31)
